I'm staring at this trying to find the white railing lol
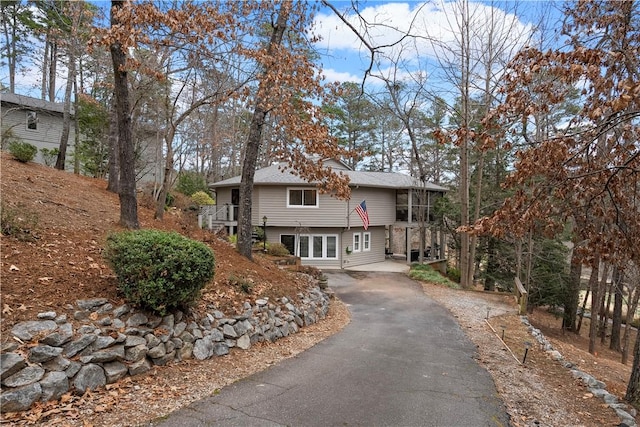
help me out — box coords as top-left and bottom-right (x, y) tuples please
(198, 204), (237, 229)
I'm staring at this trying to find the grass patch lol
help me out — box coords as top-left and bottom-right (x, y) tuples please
(409, 263), (460, 289)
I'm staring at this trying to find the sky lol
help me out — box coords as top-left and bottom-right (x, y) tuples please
(6, 0), (564, 101)
(312, 0), (563, 86)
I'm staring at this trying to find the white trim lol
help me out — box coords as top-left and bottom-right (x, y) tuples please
(353, 233), (361, 252)
(286, 187), (319, 208)
(280, 233), (338, 260)
(363, 232), (371, 251)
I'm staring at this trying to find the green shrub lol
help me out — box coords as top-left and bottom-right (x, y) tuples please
(446, 264), (461, 283)
(191, 191), (215, 206)
(103, 229), (215, 315)
(0, 202), (38, 241)
(267, 242), (290, 257)
(176, 171), (209, 196)
(40, 148), (59, 167)
(9, 141), (38, 163)
(409, 263), (459, 289)
(228, 274), (254, 294)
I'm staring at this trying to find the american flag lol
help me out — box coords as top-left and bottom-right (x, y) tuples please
(355, 200), (369, 230)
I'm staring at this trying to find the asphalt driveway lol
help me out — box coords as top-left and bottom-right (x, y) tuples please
(151, 271), (510, 427)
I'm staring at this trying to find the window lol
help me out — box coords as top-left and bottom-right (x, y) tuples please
(396, 189), (408, 221)
(288, 188), (318, 207)
(363, 232), (371, 251)
(26, 111), (37, 130)
(299, 235), (309, 257)
(326, 236), (337, 258)
(283, 234), (337, 259)
(281, 235), (295, 255)
(353, 233), (361, 252)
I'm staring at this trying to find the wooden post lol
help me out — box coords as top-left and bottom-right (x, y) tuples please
(515, 277), (528, 315)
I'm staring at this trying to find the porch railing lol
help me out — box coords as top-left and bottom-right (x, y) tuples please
(198, 204), (237, 229)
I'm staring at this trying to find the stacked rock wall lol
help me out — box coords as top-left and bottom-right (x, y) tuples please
(1, 287), (330, 413)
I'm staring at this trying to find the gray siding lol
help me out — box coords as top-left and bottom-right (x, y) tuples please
(255, 185), (396, 228)
(269, 227), (342, 269)
(267, 226), (385, 270)
(342, 227), (386, 268)
(348, 187), (396, 226)
(1, 105), (76, 170)
(257, 186), (348, 228)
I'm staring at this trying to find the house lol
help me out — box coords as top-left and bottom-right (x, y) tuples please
(205, 159), (448, 269)
(1, 93), (75, 170)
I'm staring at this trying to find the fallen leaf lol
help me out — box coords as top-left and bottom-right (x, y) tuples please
(3, 304), (13, 315)
(89, 312), (99, 321)
(9, 264), (19, 271)
(38, 277), (53, 282)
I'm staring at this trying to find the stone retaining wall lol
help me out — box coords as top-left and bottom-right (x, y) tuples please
(1, 287), (330, 413)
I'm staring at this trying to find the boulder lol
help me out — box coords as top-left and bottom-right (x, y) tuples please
(3, 365), (45, 387)
(0, 383), (42, 413)
(128, 358), (151, 376)
(11, 320), (57, 342)
(39, 372), (69, 402)
(73, 364), (106, 394)
(0, 353), (26, 380)
(28, 345), (63, 363)
(102, 361), (128, 383)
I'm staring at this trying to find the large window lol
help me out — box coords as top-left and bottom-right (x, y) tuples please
(281, 234), (337, 259)
(288, 188), (318, 207)
(396, 189), (443, 222)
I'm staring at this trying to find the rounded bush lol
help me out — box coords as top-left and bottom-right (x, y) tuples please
(191, 191), (215, 206)
(267, 242), (290, 257)
(104, 229), (215, 315)
(9, 142), (38, 163)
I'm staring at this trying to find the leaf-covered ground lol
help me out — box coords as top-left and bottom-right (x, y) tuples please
(1, 152), (637, 426)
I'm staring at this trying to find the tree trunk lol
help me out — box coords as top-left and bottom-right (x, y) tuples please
(610, 268), (623, 352)
(48, 40), (57, 102)
(2, 4), (17, 93)
(41, 31), (49, 100)
(107, 98), (120, 193)
(55, 50), (75, 170)
(563, 241), (582, 332)
(237, 3), (289, 259)
(588, 260), (601, 355)
(484, 237), (497, 291)
(468, 149), (485, 288)
(577, 287), (590, 334)
(154, 132), (175, 220)
(626, 329), (640, 406)
(622, 285), (640, 365)
(600, 264), (612, 344)
(110, 0), (138, 229)
(457, 0), (472, 289)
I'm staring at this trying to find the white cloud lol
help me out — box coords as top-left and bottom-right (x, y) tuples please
(314, 0), (534, 81)
(320, 68), (363, 84)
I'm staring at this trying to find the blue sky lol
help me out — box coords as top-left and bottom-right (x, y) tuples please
(7, 0), (563, 100)
(313, 0), (564, 85)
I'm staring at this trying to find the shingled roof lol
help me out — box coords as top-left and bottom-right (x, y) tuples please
(1, 92), (72, 115)
(211, 162), (448, 192)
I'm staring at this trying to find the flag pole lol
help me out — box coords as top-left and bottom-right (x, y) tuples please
(346, 199), (350, 230)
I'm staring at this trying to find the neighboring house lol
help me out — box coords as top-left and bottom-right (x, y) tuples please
(1, 93), (75, 170)
(206, 159), (448, 269)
